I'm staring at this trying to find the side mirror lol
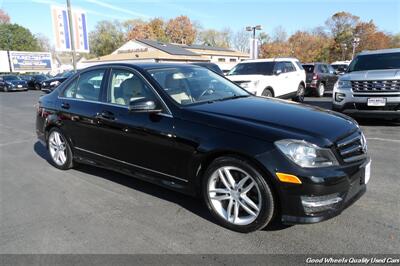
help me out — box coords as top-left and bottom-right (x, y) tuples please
(274, 69), (282, 75)
(128, 99), (161, 113)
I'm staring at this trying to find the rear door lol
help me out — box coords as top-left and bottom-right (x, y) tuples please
(58, 67), (107, 152)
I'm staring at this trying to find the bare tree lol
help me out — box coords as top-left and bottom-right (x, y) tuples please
(272, 26), (288, 43)
(232, 29), (250, 52)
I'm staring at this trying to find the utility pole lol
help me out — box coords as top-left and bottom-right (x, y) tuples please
(66, 0), (77, 71)
(6, 30), (12, 73)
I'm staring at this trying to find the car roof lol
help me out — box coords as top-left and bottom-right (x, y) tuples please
(302, 62), (326, 65)
(80, 62), (204, 71)
(358, 48), (400, 55)
(239, 57), (300, 63)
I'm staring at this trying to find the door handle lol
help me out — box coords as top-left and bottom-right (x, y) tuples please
(61, 102), (70, 109)
(96, 111), (115, 121)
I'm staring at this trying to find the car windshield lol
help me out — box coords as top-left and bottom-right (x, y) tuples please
(347, 52), (400, 72)
(331, 64), (348, 72)
(35, 75), (47, 80)
(303, 65), (315, 73)
(3, 75), (21, 81)
(148, 66), (249, 106)
(227, 62), (275, 75)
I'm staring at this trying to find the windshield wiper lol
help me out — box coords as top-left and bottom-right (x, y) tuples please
(217, 94), (250, 102)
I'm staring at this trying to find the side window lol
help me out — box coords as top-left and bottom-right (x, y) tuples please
(108, 69), (156, 106)
(62, 69), (105, 101)
(63, 79), (78, 98)
(274, 62), (284, 73)
(284, 62), (295, 73)
(295, 61), (304, 70)
(328, 65), (335, 74)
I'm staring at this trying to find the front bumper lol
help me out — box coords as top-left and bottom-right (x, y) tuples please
(332, 88), (400, 118)
(256, 150), (370, 224)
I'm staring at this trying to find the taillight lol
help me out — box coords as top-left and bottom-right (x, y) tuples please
(312, 73), (319, 80)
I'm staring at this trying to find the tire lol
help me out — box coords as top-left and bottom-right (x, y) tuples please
(3, 86), (8, 92)
(47, 128), (73, 170)
(293, 83), (305, 102)
(316, 83), (325, 97)
(34, 84), (41, 90)
(202, 156), (275, 233)
(262, 88), (273, 97)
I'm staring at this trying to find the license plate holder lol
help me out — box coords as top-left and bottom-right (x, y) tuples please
(367, 98), (386, 106)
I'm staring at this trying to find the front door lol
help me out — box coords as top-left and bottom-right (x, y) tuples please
(93, 67), (183, 181)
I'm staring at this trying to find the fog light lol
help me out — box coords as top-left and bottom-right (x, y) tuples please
(335, 93), (345, 102)
(301, 193), (342, 214)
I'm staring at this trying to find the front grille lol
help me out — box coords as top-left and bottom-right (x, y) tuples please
(336, 131), (367, 163)
(352, 80), (400, 93)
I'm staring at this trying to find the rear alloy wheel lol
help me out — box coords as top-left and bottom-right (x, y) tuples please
(34, 84), (41, 90)
(294, 83), (305, 102)
(262, 88), (273, 97)
(203, 157), (275, 233)
(47, 128), (73, 170)
(317, 83), (325, 97)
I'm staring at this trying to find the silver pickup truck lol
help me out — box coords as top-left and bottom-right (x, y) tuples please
(332, 48), (400, 120)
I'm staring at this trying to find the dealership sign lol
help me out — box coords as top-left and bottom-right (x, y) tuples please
(51, 5), (89, 53)
(10, 51), (52, 72)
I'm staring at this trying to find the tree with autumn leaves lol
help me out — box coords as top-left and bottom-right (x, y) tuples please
(260, 11), (398, 62)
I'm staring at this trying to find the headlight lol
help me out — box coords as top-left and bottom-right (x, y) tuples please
(338, 80), (351, 89)
(275, 139), (339, 168)
(241, 80), (259, 89)
(50, 80), (60, 86)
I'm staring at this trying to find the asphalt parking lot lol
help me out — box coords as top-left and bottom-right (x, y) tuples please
(0, 90), (399, 254)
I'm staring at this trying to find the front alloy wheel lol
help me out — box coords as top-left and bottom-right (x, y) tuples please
(47, 128), (73, 170)
(203, 157), (275, 232)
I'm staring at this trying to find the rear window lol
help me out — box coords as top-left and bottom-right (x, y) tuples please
(302, 65), (315, 73)
(348, 52), (400, 72)
(228, 62), (276, 75)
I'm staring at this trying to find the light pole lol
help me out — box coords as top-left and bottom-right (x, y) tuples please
(352, 36), (360, 60)
(66, 0), (77, 71)
(246, 25), (262, 59)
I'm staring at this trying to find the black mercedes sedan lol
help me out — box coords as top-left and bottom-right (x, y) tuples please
(36, 63), (371, 232)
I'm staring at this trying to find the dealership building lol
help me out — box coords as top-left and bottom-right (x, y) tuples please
(82, 39), (249, 71)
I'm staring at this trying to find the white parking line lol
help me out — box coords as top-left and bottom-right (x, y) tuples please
(367, 138), (400, 144)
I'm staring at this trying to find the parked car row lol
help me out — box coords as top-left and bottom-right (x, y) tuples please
(0, 71), (75, 92)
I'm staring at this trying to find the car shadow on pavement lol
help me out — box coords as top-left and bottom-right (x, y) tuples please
(33, 141), (292, 232)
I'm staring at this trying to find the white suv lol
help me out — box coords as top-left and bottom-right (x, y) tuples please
(226, 58), (306, 101)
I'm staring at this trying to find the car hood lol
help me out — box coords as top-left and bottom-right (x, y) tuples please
(226, 74), (274, 82)
(7, 80), (27, 85)
(341, 69), (400, 80)
(43, 77), (67, 83)
(186, 96), (358, 147)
